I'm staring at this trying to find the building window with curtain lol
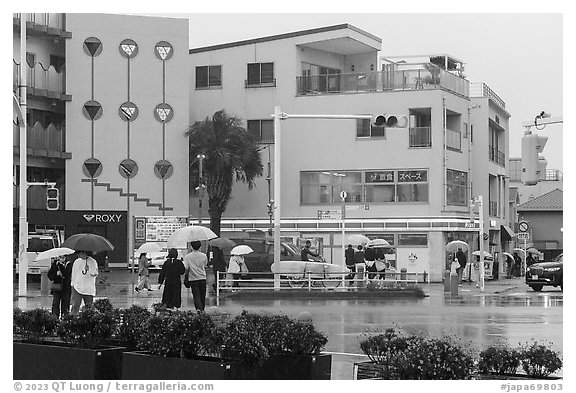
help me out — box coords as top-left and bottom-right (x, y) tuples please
(247, 119), (274, 144)
(396, 170), (428, 202)
(195, 65), (222, 89)
(246, 62), (275, 87)
(446, 169), (468, 206)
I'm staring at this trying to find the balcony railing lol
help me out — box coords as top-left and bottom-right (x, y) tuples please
(409, 127), (431, 147)
(13, 13), (66, 31)
(13, 122), (69, 158)
(13, 59), (69, 100)
(470, 83), (506, 109)
(489, 146), (506, 167)
(489, 201), (498, 217)
(245, 78), (277, 88)
(446, 128), (461, 151)
(545, 169), (563, 181)
(296, 66), (469, 97)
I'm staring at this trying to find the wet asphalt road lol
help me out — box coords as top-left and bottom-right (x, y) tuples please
(14, 271), (563, 380)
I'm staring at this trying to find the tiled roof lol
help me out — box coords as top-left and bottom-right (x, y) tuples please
(517, 188), (563, 211)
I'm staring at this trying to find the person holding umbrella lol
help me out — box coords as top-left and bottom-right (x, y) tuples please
(47, 255), (73, 318)
(70, 250), (99, 315)
(135, 253), (152, 292)
(183, 241), (208, 312)
(456, 247), (467, 284)
(209, 246), (226, 291)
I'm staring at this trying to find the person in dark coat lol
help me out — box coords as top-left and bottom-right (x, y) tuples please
(513, 253), (522, 277)
(345, 244), (355, 281)
(456, 247), (467, 283)
(364, 246), (377, 279)
(526, 254), (535, 268)
(210, 246), (227, 291)
(158, 248), (185, 309)
(300, 240), (320, 261)
(47, 254), (73, 318)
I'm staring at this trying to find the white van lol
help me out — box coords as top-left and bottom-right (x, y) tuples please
(26, 234), (60, 275)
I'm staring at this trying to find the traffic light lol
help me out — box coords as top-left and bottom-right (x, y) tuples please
(372, 114), (408, 128)
(46, 187), (59, 210)
(521, 133), (548, 186)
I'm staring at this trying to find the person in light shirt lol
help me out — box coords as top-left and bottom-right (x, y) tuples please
(70, 250), (99, 315)
(183, 241), (208, 311)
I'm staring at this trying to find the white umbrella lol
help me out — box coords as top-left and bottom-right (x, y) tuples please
(347, 234), (370, 246)
(472, 250), (492, 258)
(34, 247), (75, 261)
(135, 242), (162, 255)
(513, 248), (526, 256)
(167, 225), (218, 248)
(366, 238), (391, 248)
(503, 252), (514, 260)
(445, 240), (469, 252)
(230, 245), (254, 256)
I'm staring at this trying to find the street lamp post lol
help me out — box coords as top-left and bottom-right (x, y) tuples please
(196, 154), (206, 225)
(470, 196), (485, 292)
(272, 106), (372, 269)
(18, 13), (28, 297)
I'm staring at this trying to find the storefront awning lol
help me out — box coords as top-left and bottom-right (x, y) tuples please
(501, 225), (515, 241)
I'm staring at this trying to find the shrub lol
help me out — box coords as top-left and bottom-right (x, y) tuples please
(359, 328), (474, 380)
(221, 314), (268, 367)
(58, 306), (117, 348)
(478, 345), (520, 375)
(281, 320), (328, 355)
(518, 340), (562, 378)
(138, 314), (177, 357)
(116, 305), (151, 349)
(13, 308), (59, 342)
(92, 298), (115, 314)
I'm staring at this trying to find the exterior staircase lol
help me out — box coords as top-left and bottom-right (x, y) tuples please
(82, 178), (173, 212)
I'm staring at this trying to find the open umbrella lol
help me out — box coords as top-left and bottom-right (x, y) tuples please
(513, 248), (526, 256)
(347, 234), (370, 246)
(167, 225), (217, 248)
(445, 240), (469, 252)
(526, 247), (542, 256)
(34, 247), (75, 261)
(209, 238), (236, 249)
(62, 233), (114, 253)
(472, 250), (492, 258)
(502, 252), (514, 260)
(135, 242), (162, 255)
(366, 238), (391, 248)
(230, 245), (253, 256)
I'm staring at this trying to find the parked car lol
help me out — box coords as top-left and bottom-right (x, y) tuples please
(130, 250), (168, 270)
(228, 238), (304, 273)
(526, 253), (563, 291)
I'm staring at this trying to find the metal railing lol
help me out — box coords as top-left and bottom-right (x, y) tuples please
(297, 66), (469, 97)
(13, 59), (67, 96)
(14, 13), (65, 30)
(545, 169), (563, 181)
(214, 270), (421, 305)
(469, 82), (506, 109)
(489, 146), (506, 167)
(409, 127), (431, 147)
(245, 78), (277, 88)
(13, 122), (66, 153)
(446, 128), (461, 151)
(489, 201), (498, 217)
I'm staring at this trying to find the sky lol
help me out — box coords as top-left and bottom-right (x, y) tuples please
(149, 12), (564, 171)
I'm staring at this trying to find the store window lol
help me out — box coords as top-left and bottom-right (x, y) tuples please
(397, 170), (428, 202)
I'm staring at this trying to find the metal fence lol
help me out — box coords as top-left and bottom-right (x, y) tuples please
(409, 127), (431, 147)
(13, 59), (66, 96)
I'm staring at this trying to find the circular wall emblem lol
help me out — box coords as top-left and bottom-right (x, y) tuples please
(83, 158), (103, 178)
(119, 159), (138, 179)
(155, 41), (173, 61)
(154, 160), (174, 180)
(82, 100), (103, 121)
(154, 103), (174, 123)
(83, 37), (103, 57)
(119, 39), (138, 59)
(119, 101), (138, 122)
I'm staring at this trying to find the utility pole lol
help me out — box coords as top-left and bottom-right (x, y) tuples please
(18, 13), (28, 297)
(266, 146), (273, 236)
(470, 196), (485, 292)
(196, 154), (206, 225)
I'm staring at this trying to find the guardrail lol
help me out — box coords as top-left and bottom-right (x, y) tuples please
(215, 270), (422, 305)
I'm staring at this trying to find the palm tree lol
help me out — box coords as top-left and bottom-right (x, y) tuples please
(185, 110), (264, 236)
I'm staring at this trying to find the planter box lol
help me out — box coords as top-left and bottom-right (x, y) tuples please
(123, 352), (332, 380)
(14, 341), (125, 380)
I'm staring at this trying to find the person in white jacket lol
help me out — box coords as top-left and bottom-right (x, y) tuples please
(70, 250), (99, 315)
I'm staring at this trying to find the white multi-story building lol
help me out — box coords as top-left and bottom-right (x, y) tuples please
(189, 24), (511, 282)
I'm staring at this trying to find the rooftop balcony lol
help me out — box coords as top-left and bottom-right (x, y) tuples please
(13, 60), (71, 102)
(470, 82), (506, 110)
(13, 13), (71, 38)
(296, 64), (469, 97)
(13, 122), (71, 160)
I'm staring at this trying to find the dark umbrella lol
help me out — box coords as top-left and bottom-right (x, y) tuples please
(209, 238), (236, 249)
(62, 233), (115, 252)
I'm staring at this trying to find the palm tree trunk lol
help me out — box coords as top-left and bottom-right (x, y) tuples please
(206, 173), (232, 237)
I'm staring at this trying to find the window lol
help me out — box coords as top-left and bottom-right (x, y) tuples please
(247, 62), (275, 87)
(408, 110), (431, 147)
(247, 119), (274, 144)
(446, 128), (462, 151)
(195, 65), (222, 89)
(398, 234), (428, 246)
(446, 169), (468, 206)
(356, 119), (385, 138)
(300, 169), (428, 205)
